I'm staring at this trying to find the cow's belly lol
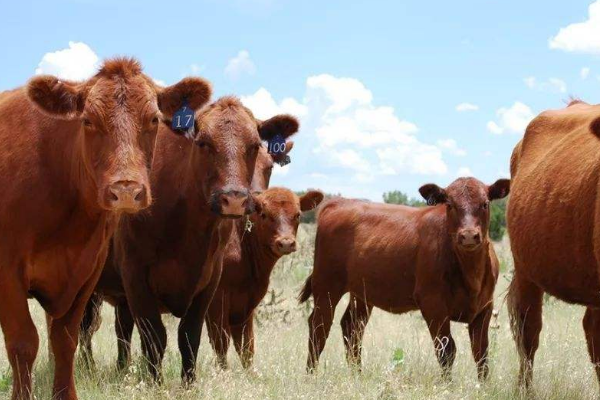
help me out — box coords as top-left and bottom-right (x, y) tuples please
(346, 257), (418, 313)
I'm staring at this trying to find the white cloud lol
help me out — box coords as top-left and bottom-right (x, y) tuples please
(455, 102), (479, 112)
(436, 139), (466, 156)
(487, 102), (535, 135)
(190, 64), (205, 75)
(273, 164), (290, 176)
(224, 50), (256, 80)
(241, 88), (307, 120)
(549, 1), (600, 54)
(35, 41), (99, 81)
(523, 76), (567, 93)
(153, 79), (166, 87)
(456, 167), (473, 177)
(242, 74), (448, 181)
(581, 67), (591, 79)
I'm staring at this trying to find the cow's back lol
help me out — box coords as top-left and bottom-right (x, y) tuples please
(508, 103), (600, 305)
(314, 198), (422, 312)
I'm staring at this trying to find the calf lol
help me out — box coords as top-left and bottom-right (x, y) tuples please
(206, 187), (323, 368)
(0, 58), (211, 400)
(300, 177), (509, 379)
(78, 98), (300, 383)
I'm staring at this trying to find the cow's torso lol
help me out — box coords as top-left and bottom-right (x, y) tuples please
(508, 103), (600, 306)
(317, 199), (497, 322)
(0, 89), (114, 318)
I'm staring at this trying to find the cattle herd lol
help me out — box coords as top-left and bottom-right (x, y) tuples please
(0, 57), (599, 400)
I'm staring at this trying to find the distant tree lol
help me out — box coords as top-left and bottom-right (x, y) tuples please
(382, 190), (426, 207)
(489, 197), (508, 241)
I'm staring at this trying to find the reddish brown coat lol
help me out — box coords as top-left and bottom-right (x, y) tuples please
(507, 101), (600, 388)
(205, 187), (323, 368)
(0, 58), (211, 400)
(300, 177), (509, 379)
(78, 98), (300, 383)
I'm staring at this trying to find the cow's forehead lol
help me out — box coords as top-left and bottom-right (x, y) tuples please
(261, 189), (300, 213)
(446, 177), (487, 202)
(86, 75), (156, 114)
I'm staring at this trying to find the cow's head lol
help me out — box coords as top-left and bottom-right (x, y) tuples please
(189, 97), (299, 218)
(419, 177), (510, 251)
(252, 188), (323, 256)
(26, 57), (211, 213)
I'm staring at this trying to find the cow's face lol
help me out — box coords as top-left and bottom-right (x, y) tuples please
(419, 177), (510, 251)
(27, 58), (211, 213)
(251, 141), (295, 194)
(191, 99), (299, 219)
(253, 189), (323, 256)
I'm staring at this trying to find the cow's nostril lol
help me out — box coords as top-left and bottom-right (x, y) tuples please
(110, 191), (119, 202)
(221, 197), (230, 206)
(134, 190), (144, 202)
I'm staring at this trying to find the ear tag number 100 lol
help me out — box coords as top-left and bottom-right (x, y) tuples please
(172, 101), (195, 139)
(268, 134), (286, 154)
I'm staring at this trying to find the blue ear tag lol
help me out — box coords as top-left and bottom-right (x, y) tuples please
(268, 134), (286, 155)
(268, 134), (290, 166)
(171, 101), (195, 139)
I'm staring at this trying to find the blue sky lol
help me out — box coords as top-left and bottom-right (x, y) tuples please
(2, 0), (600, 200)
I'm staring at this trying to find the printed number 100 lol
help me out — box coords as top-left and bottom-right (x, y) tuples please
(269, 142), (286, 153)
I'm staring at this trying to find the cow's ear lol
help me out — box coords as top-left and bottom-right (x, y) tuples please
(158, 77), (212, 119)
(27, 76), (85, 118)
(419, 184), (447, 205)
(258, 114), (299, 141)
(300, 190), (324, 212)
(488, 179), (510, 200)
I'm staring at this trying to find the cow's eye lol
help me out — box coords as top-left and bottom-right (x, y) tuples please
(447, 203), (453, 210)
(482, 201), (489, 210)
(83, 118), (93, 128)
(151, 116), (159, 125)
(261, 212), (267, 219)
(295, 213), (301, 221)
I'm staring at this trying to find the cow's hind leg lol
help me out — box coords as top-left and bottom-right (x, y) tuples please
(78, 292), (103, 370)
(582, 307), (600, 386)
(0, 267), (39, 400)
(306, 287), (344, 372)
(507, 271), (543, 389)
(340, 296), (372, 370)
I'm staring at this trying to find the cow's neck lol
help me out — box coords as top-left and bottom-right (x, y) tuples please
(452, 241), (490, 295)
(241, 222), (280, 283)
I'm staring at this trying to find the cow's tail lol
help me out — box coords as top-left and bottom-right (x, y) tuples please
(298, 274), (313, 304)
(506, 274), (524, 359)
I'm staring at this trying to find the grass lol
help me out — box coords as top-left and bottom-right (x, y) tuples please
(0, 226), (597, 399)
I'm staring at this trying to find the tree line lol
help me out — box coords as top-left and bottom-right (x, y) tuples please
(297, 190), (508, 241)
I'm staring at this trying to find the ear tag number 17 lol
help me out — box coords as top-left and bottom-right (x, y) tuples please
(172, 101), (195, 140)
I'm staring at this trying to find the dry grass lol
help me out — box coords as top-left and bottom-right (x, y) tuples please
(0, 227), (597, 399)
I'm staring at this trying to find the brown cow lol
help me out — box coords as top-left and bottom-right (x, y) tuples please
(77, 97), (300, 383)
(205, 187), (323, 368)
(507, 100), (600, 389)
(299, 177), (509, 379)
(0, 58), (211, 400)
(77, 138), (296, 370)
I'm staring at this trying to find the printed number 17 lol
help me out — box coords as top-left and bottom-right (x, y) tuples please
(175, 114), (193, 128)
